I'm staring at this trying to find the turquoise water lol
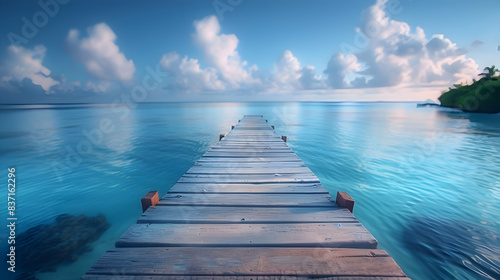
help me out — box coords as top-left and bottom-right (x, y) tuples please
(0, 102), (499, 280)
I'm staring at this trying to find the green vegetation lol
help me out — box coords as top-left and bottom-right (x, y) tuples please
(439, 65), (500, 113)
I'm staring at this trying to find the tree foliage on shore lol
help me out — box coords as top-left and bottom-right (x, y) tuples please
(439, 66), (500, 113)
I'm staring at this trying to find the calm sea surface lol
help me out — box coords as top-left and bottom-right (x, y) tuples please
(0, 102), (499, 280)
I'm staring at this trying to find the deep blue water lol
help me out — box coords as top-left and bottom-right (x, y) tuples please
(0, 102), (499, 280)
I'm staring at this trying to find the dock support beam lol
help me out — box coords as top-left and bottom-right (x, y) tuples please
(336, 191), (355, 213)
(141, 191), (159, 212)
(281, 135), (287, 142)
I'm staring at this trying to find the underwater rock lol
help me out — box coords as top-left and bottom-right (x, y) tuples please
(14, 214), (110, 277)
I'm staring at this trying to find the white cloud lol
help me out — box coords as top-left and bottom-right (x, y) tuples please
(324, 0), (478, 89)
(272, 50), (324, 91)
(160, 52), (225, 92)
(325, 52), (362, 88)
(66, 23), (135, 81)
(0, 45), (59, 92)
(83, 81), (111, 93)
(159, 15), (262, 93)
(192, 15), (258, 87)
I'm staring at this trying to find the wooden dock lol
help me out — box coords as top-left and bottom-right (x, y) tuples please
(83, 115), (408, 279)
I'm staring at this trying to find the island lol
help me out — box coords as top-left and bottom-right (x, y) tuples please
(439, 66), (500, 113)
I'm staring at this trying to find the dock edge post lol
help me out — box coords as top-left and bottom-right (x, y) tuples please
(231, 125), (235, 130)
(281, 135), (287, 142)
(141, 191), (159, 212)
(219, 133), (225, 141)
(271, 125), (275, 130)
(336, 191), (355, 213)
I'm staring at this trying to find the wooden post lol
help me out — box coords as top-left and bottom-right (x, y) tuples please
(281, 135), (287, 142)
(271, 125), (275, 130)
(219, 133), (225, 141)
(336, 191), (355, 213)
(231, 125), (235, 130)
(141, 191), (159, 212)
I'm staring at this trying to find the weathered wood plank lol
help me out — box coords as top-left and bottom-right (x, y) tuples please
(196, 157), (303, 162)
(223, 136), (282, 139)
(167, 183), (329, 194)
(186, 166), (313, 174)
(212, 145), (290, 149)
(159, 193), (335, 207)
(193, 162), (307, 167)
(203, 152), (298, 158)
(138, 206), (357, 224)
(85, 248), (406, 278)
(83, 276), (410, 280)
(208, 148), (293, 153)
(115, 223), (378, 249)
(178, 174), (320, 183)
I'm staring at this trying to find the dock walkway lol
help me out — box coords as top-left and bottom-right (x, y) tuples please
(83, 115), (408, 279)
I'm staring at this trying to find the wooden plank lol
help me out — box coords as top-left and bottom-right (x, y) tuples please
(223, 135), (281, 138)
(85, 248), (406, 278)
(209, 148), (293, 153)
(207, 150), (294, 154)
(138, 206), (357, 224)
(212, 144), (289, 149)
(221, 140), (285, 143)
(196, 157), (303, 162)
(159, 193), (335, 207)
(193, 162), (307, 167)
(167, 183), (329, 194)
(223, 135), (282, 138)
(115, 223), (378, 248)
(232, 128), (274, 130)
(229, 129), (276, 132)
(186, 166), (313, 174)
(84, 276), (411, 280)
(203, 152), (298, 157)
(178, 174), (320, 183)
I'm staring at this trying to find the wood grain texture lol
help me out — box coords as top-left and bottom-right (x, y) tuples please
(167, 182), (329, 194)
(138, 206), (357, 224)
(85, 248), (406, 278)
(115, 223), (378, 249)
(159, 193), (335, 207)
(177, 174), (319, 183)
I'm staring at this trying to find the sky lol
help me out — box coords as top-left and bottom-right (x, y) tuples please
(0, 0), (498, 103)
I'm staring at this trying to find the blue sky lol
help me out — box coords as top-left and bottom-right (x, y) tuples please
(0, 0), (498, 103)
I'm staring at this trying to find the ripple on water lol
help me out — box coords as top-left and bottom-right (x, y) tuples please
(401, 216), (500, 280)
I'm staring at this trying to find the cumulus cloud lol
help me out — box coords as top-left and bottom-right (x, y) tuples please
(83, 81), (111, 93)
(160, 15), (262, 92)
(324, 0), (478, 89)
(324, 52), (362, 88)
(160, 52), (224, 92)
(66, 23), (135, 81)
(192, 15), (258, 87)
(272, 50), (324, 91)
(0, 45), (59, 92)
